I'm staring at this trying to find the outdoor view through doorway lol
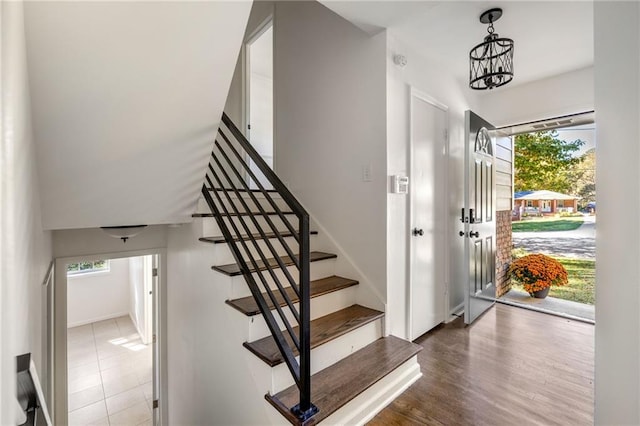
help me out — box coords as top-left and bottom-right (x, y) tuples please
(501, 122), (596, 323)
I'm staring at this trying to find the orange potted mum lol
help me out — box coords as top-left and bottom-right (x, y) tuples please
(508, 253), (568, 298)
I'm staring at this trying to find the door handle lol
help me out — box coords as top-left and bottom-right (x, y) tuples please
(412, 228), (424, 236)
(459, 231), (466, 237)
(469, 231), (479, 238)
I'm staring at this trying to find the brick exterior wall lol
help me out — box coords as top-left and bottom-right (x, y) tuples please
(496, 210), (512, 297)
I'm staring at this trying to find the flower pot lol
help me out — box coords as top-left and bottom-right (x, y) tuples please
(530, 287), (550, 299)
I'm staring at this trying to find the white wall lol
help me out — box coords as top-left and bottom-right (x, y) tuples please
(0, 1), (53, 423)
(594, 2), (640, 424)
(53, 225), (167, 258)
(274, 1), (388, 305)
(386, 34), (478, 338)
(478, 66), (594, 128)
(67, 259), (130, 327)
(167, 221), (278, 425)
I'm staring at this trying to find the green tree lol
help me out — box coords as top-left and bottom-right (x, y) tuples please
(514, 130), (585, 193)
(568, 148), (596, 207)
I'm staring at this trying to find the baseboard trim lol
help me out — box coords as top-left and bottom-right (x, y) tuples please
(67, 311), (129, 328)
(447, 302), (464, 323)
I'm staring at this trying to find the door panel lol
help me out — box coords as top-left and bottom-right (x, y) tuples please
(464, 111), (497, 324)
(410, 93), (447, 340)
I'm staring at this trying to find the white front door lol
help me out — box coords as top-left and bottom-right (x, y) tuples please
(464, 111), (497, 324)
(409, 91), (447, 340)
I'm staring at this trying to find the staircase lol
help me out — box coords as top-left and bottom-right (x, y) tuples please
(195, 113), (422, 425)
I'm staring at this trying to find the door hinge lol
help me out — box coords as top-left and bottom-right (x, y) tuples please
(152, 268), (158, 277)
(444, 129), (448, 140)
(153, 334), (157, 344)
(153, 399), (159, 409)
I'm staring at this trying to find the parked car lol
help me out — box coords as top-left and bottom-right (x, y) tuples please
(581, 202), (596, 214)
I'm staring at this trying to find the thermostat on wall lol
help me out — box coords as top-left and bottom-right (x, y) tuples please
(391, 175), (409, 194)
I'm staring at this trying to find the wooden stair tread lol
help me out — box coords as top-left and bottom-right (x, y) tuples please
(212, 251), (337, 276)
(266, 335), (422, 425)
(200, 230), (318, 244)
(243, 304), (383, 366)
(193, 211), (294, 217)
(226, 275), (358, 316)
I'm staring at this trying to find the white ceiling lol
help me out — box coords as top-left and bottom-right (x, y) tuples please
(321, 1), (594, 88)
(24, 1), (251, 230)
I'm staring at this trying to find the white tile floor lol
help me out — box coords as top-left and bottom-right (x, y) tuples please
(67, 316), (153, 426)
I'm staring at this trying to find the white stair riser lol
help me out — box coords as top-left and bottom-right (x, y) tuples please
(246, 286), (358, 342)
(212, 235), (316, 266)
(226, 258), (336, 300)
(200, 215), (300, 237)
(269, 319), (383, 394)
(198, 195), (290, 213)
(321, 356), (422, 426)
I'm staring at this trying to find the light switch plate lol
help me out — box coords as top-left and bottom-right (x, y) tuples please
(362, 163), (372, 182)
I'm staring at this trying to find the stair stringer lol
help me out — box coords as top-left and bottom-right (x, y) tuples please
(189, 197), (418, 425)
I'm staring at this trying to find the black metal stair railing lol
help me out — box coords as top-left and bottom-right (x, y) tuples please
(201, 112), (317, 421)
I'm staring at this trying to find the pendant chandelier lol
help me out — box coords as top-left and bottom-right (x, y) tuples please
(469, 8), (514, 90)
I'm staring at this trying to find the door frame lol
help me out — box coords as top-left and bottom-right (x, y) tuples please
(242, 14), (274, 188)
(243, 14), (273, 145)
(407, 87), (450, 340)
(53, 248), (168, 425)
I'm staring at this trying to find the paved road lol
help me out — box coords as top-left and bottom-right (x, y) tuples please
(512, 216), (596, 260)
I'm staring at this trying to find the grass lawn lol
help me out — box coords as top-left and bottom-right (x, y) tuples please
(512, 256), (595, 304)
(512, 217), (584, 232)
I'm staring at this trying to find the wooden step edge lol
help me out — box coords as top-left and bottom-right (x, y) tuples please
(192, 211), (294, 218)
(242, 304), (384, 367)
(206, 187), (279, 193)
(225, 275), (359, 316)
(199, 230), (318, 244)
(211, 251), (337, 277)
(265, 336), (423, 426)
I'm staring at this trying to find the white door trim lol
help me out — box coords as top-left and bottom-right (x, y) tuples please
(53, 248), (168, 425)
(243, 14), (274, 143)
(243, 15), (274, 188)
(407, 87), (450, 340)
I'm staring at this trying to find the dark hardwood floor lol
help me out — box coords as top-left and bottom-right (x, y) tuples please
(368, 304), (594, 426)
